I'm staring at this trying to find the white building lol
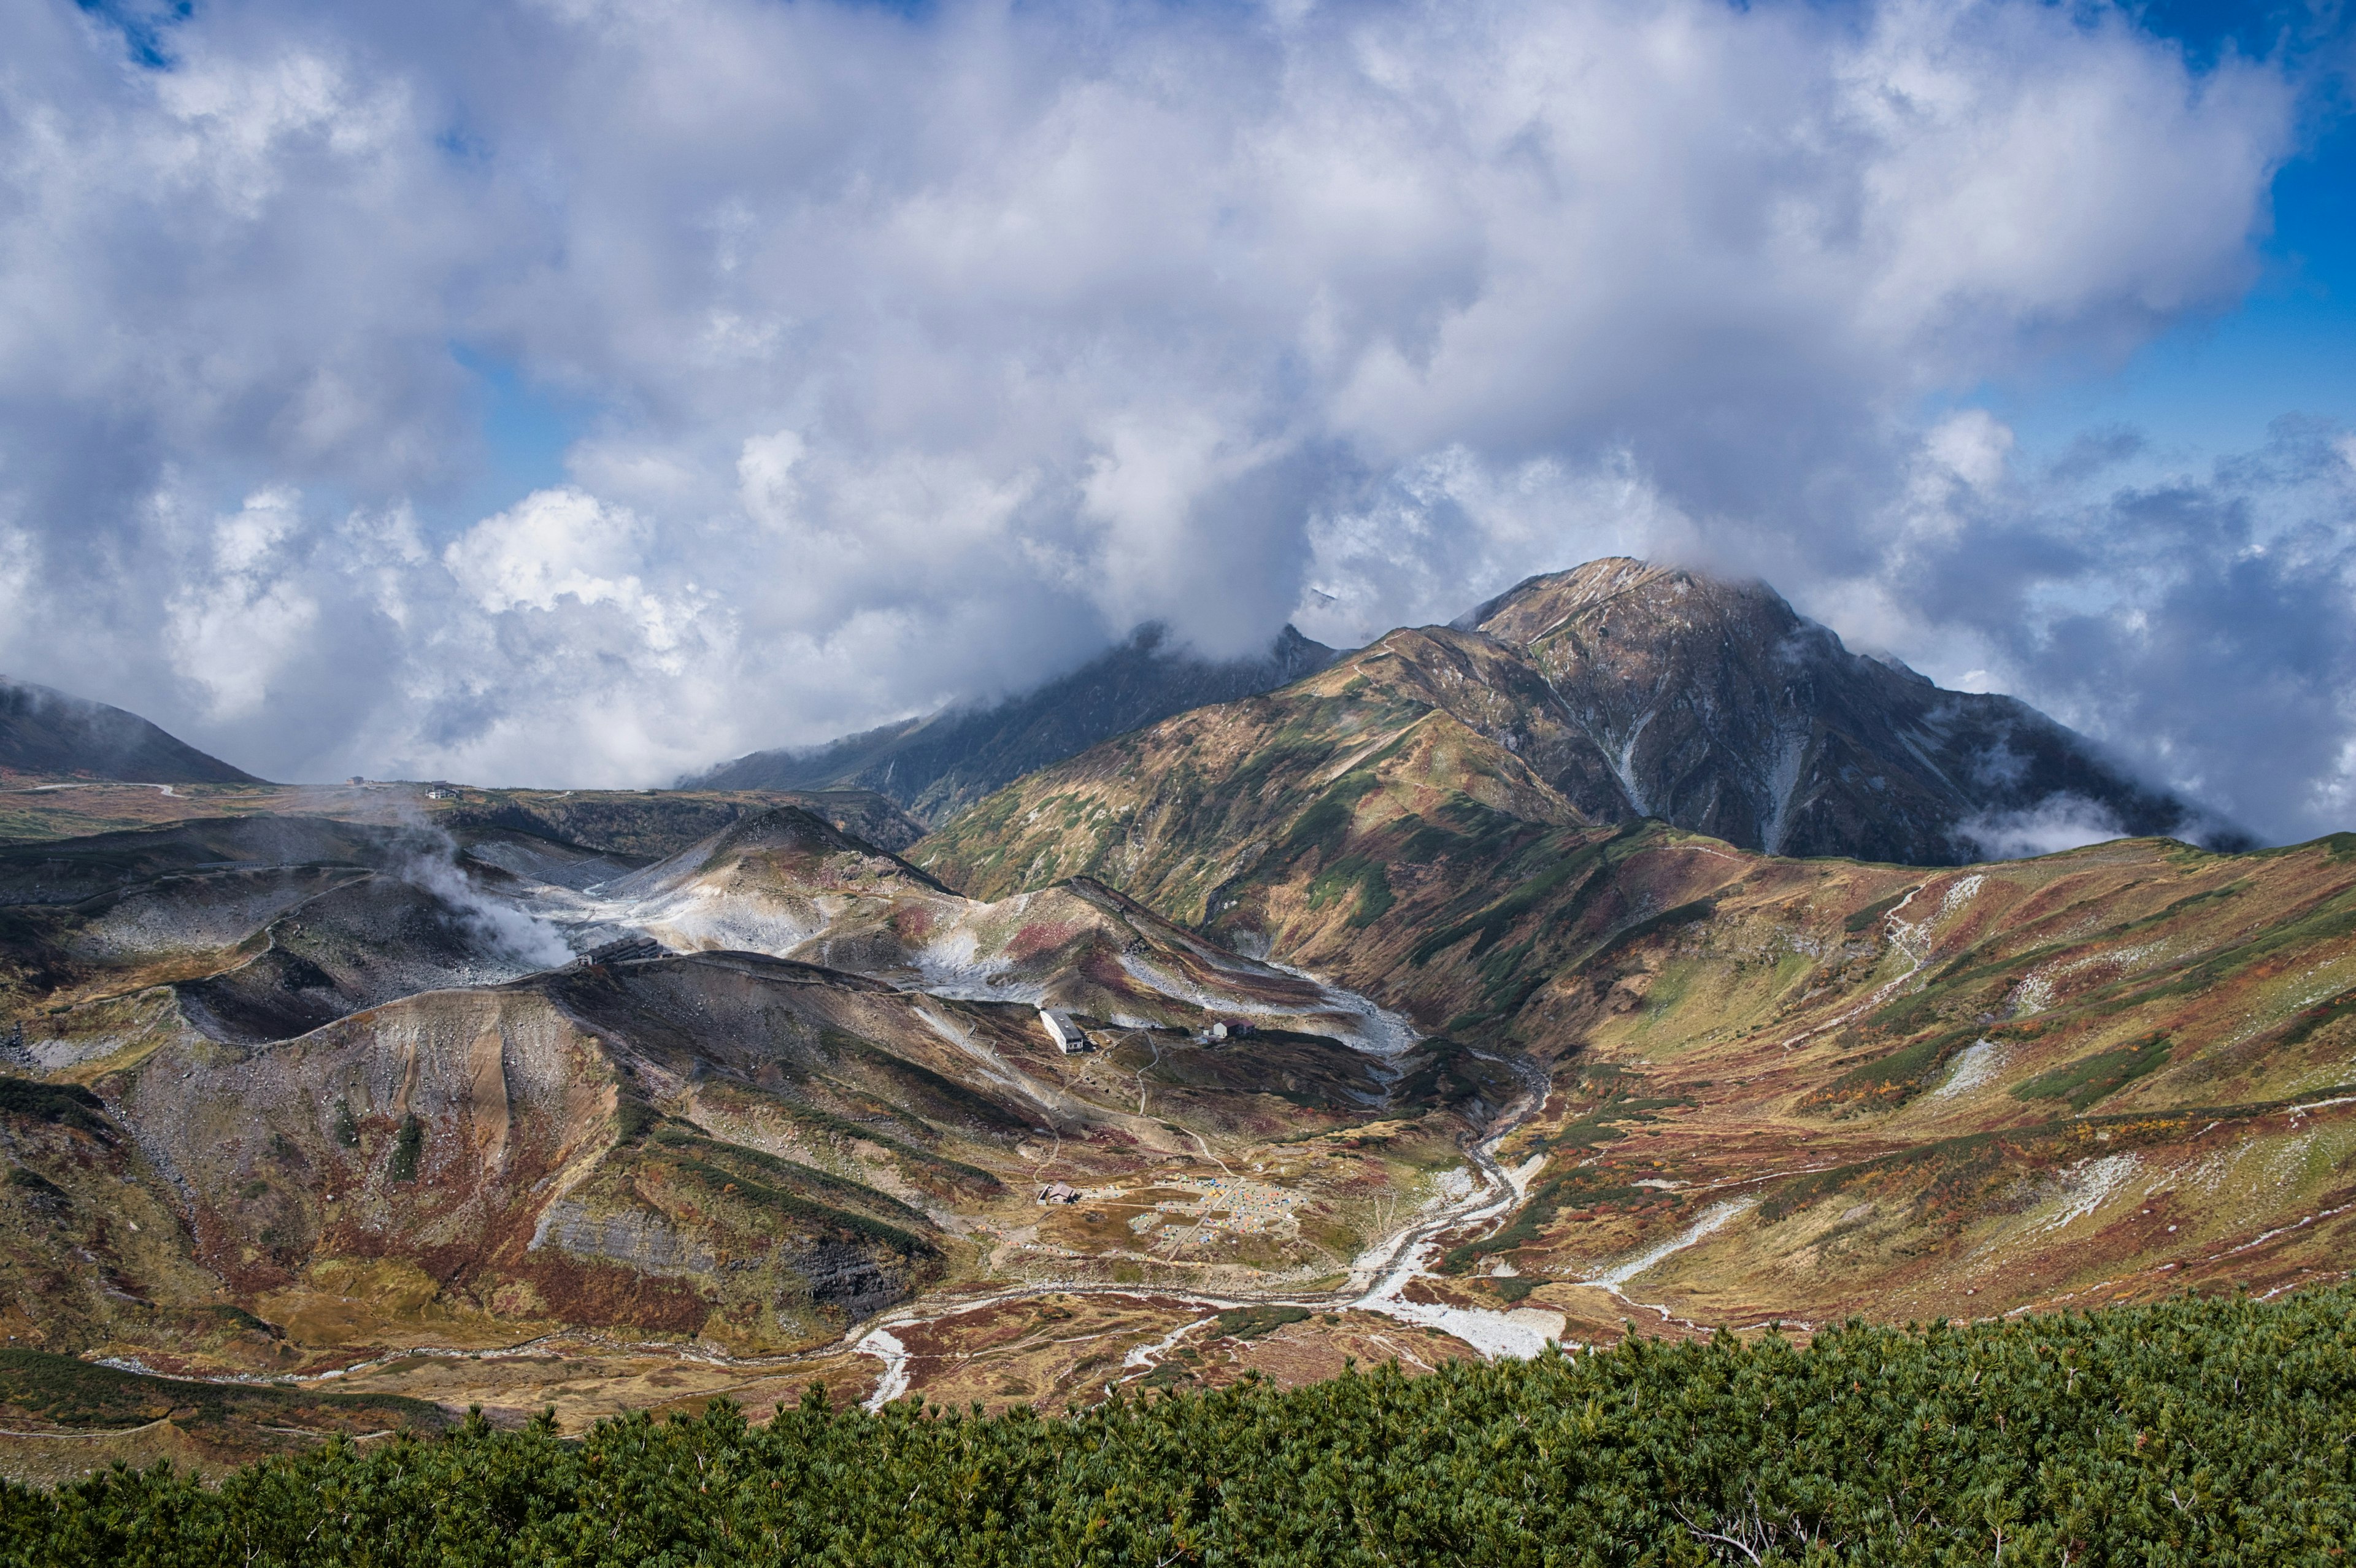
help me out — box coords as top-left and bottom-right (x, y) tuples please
(1039, 1009), (1090, 1053)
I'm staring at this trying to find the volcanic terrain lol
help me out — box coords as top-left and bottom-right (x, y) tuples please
(0, 558), (2347, 1478)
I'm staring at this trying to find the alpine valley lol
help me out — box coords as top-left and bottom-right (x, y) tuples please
(1, 559), (2349, 1482)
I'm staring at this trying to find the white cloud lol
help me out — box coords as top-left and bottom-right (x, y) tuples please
(164, 488), (321, 720)
(0, 0), (2330, 813)
(444, 487), (650, 617)
(1923, 412), (2017, 496)
(1951, 796), (2130, 861)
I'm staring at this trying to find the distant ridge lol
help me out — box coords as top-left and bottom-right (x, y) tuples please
(682, 623), (1343, 825)
(0, 677), (260, 785)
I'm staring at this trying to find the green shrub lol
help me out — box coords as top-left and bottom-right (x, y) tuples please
(386, 1113), (423, 1183)
(2012, 1032), (2173, 1112)
(1208, 1304), (1310, 1341)
(2, 1288), (2353, 1566)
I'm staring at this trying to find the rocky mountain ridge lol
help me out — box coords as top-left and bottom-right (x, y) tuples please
(920, 559), (2227, 881)
(0, 561), (2340, 1463)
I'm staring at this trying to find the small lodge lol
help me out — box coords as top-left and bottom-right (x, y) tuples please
(1037, 1182), (1082, 1204)
(1038, 1009), (1091, 1053)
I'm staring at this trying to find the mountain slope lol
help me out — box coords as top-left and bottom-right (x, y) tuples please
(1460, 558), (2225, 862)
(931, 725), (2356, 1324)
(915, 560), (2229, 897)
(0, 803), (1493, 1378)
(685, 624), (1342, 824)
(0, 678), (259, 785)
(911, 623), (1595, 921)
(1, 788), (2352, 1416)
(907, 579), (2356, 1328)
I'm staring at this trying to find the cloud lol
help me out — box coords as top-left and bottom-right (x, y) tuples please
(444, 487), (653, 617)
(1950, 796), (2132, 862)
(0, 0), (2329, 826)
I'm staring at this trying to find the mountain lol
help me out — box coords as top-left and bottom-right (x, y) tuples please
(1455, 559), (2227, 862)
(914, 632), (2356, 1336)
(0, 678), (260, 785)
(0, 772), (2351, 1432)
(916, 561), (2227, 896)
(0, 803), (1496, 1391)
(683, 623), (1343, 825)
(1, 559), (2347, 1448)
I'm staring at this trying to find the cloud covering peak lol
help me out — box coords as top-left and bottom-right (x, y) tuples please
(2, 0), (2347, 840)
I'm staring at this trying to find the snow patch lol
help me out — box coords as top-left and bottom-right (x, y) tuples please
(1931, 1039), (2006, 1100)
(1761, 729), (1809, 856)
(1582, 1199), (1755, 1290)
(857, 1329), (909, 1411)
(1605, 709), (1659, 817)
(1371, 1296), (1564, 1359)
(2036, 1153), (2138, 1234)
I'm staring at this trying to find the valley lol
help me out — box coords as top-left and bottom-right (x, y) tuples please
(0, 559), (2349, 1486)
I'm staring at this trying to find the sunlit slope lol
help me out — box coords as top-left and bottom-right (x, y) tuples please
(1, 937), (1457, 1374)
(913, 626), (1594, 913)
(1429, 832), (2356, 1327)
(916, 658), (2356, 1322)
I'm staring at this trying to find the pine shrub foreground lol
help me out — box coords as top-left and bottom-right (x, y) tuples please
(4, 1288), (2353, 1566)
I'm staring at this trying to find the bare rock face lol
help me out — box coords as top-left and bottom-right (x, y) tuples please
(1458, 558), (2231, 864)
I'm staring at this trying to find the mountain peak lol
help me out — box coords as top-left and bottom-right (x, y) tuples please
(1447, 556), (2227, 861)
(1455, 557), (1797, 644)
(921, 556), (2236, 872)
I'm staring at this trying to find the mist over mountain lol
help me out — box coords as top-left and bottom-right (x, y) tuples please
(0, 678), (261, 785)
(684, 625), (1342, 826)
(0, 0), (2340, 840)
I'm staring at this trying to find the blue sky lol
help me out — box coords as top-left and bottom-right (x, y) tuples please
(1985, 1), (2354, 466)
